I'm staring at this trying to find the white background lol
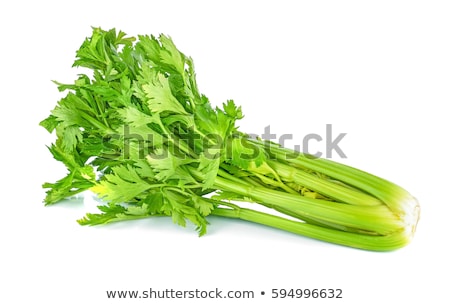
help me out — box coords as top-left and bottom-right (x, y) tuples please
(1, 1), (449, 303)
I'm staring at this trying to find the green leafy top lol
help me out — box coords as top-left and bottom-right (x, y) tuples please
(40, 27), (266, 234)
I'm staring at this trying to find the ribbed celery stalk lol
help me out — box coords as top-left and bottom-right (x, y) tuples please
(212, 206), (414, 251)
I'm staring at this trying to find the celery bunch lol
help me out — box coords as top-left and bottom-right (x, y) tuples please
(40, 28), (420, 251)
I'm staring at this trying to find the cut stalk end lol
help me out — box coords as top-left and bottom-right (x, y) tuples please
(400, 195), (420, 244)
